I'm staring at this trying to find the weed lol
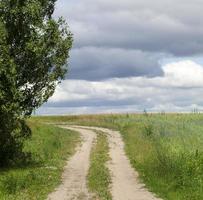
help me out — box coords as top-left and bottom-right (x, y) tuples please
(88, 131), (112, 200)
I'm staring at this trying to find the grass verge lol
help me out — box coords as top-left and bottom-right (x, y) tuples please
(0, 122), (80, 200)
(88, 131), (111, 200)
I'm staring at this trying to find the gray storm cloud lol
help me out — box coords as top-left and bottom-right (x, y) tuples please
(67, 47), (164, 80)
(54, 0), (203, 80)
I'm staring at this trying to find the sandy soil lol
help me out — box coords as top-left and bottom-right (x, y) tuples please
(47, 125), (161, 200)
(47, 127), (96, 200)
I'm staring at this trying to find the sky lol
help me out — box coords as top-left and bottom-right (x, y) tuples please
(37, 0), (203, 115)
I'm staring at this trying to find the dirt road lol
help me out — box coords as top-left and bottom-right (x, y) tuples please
(47, 127), (96, 200)
(47, 126), (161, 200)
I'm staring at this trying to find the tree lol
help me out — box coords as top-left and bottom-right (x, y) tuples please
(0, 0), (73, 166)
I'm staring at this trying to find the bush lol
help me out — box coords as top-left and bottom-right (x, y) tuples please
(0, 113), (31, 167)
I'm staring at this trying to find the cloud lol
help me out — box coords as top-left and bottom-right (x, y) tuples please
(55, 0), (203, 55)
(39, 1), (203, 114)
(37, 104), (202, 115)
(53, 0), (203, 81)
(162, 60), (203, 87)
(67, 47), (164, 80)
(36, 60), (203, 114)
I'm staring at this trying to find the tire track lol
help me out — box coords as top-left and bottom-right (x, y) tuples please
(47, 127), (96, 200)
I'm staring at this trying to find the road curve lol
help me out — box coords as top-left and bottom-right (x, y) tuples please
(47, 125), (162, 200)
(72, 126), (162, 200)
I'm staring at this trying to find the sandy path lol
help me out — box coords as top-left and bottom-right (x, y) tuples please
(72, 126), (161, 200)
(47, 127), (96, 200)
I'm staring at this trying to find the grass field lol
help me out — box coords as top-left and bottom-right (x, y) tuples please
(88, 131), (111, 200)
(0, 122), (80, 200)
(34, 113), (203, 200)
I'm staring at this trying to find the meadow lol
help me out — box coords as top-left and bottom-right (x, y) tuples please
(0, 122), (80, 200)
(34, 113), (203, 200)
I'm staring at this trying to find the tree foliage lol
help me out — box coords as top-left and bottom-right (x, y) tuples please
(0, 0), (73, 166)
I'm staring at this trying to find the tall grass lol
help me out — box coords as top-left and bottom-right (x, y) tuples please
(121, 116), (203, 200)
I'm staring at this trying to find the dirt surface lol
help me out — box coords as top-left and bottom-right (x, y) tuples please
(47, 125), (161, 200)
(47, 127), (96, 200)
(72, 126), (161, 200)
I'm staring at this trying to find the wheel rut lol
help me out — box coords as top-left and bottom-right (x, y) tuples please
(47, 127), (96, 200)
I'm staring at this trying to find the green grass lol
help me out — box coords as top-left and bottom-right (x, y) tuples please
(121, 116), (203, 200)
(0, 122), (80, 200)
(35, 113), (203, 200)
(88, 131), (111, 200)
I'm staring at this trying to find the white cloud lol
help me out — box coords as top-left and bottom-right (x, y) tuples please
(162, 60), (203, 87)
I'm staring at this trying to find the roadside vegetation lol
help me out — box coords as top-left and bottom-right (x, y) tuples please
(36, 113), (203, 200)
(88, 131), (111, 200)
(0, 122), (80, 200)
